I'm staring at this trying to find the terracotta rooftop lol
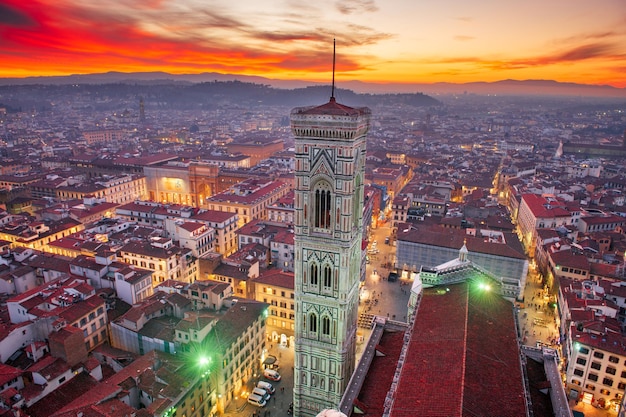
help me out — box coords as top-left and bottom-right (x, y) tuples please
(522, 194), (572, 218)
(254, 269), (295, 290)
(388, 282), (526, 417)
(295, 97), (368, 117)
(397, 224), (526, 260)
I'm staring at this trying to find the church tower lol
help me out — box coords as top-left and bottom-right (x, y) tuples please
(291, 58), (371, 415)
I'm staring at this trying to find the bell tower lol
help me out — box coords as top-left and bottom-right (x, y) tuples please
(291, 46), (370, 416)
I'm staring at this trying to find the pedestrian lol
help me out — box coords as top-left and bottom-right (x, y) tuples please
(281, 386), (285, 393)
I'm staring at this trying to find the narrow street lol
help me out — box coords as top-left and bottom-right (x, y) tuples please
(517, 262), (560, 350)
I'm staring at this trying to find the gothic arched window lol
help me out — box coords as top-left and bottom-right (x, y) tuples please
(310, 263), (318, 286)
(323, 265), (332, 288)
(313, 181), (332, 229)
(309, 313), (317, 333)
(322, 316), (331, 336)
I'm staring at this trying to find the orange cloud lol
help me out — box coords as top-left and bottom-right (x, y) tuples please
(0, 0), (624, 88)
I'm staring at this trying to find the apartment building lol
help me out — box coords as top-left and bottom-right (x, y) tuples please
(198, 299), (268, 413)
(579, 213), (626, 234)
(253, 269), (295, 346)
(225, 137), (284, 166)
(51, 349), (218, 417)
(7, 277), (107, 351)
(271, 229), (295, 272)
(116, 200), (195, 229)
(116, 201), (238, 256)
(118, 237), (198, 286)
(236, 219), (291, 249)
(206, 179), (290, 228)
(267, 190), (295, 224)
(189, 209), (239, 256)
(186, 279), (233, 310)
(517, 194), (580, 256)
(164, 218), (215, 258)
(0, 216), (84, 252)
(82, 129), (125, 145)
(55, 174), (147, 204)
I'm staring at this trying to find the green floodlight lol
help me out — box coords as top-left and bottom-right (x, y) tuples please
(199, 356), (210, 367)
(477, 281), (491, 292)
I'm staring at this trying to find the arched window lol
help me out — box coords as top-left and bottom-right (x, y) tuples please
(314, 182), (332, 229)
(322, 316), (331, 336)
(309, 313), (317, 333)
(310, 263), (318, 286)
(323, 265), (332, 288)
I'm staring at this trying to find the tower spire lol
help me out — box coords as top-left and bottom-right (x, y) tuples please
(331, 38), (336, 101)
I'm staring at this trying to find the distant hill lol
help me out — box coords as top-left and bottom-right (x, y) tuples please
(0, 71), (624, 98)
(0, 80), (441, 112)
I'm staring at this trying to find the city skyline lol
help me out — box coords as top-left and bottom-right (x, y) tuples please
(1, 0), (625, 88)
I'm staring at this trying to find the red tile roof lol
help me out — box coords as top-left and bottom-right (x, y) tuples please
(254, 269), (294, 290)
(389, 282), (526, 417)
(356, 329), (406, 416)
(297, 97), (367, 116)
(0, 363), (22, 386)
(521, 194), (571, 218)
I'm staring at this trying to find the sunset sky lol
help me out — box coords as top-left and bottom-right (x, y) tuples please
(1, 0), (625, 87)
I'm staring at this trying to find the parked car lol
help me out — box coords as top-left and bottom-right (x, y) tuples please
(257, 380), (276, 394)
(263, 369), (281, 381)
(247, 393), (267, 407)
(387, 272), (399, 282)
(252, 387), (270, 401)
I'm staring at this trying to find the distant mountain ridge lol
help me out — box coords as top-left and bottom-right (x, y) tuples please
(0, 71), (624, 98)
(0, 80), (441, 111)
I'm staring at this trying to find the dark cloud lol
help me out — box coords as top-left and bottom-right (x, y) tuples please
(0, 3), (36, 26)
(430, 41), (625, 72)
(336, 0), (378, 15)
(556, 30), (619, 45)
(342, 23), (392, 46)
(196, 9), (248, 30)
(553, 43), (616, 62)
(251, 30), (327, 43)
(504, 42), (624, 69)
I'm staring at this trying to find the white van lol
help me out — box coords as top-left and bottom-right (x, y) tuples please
(263, 368), (281, 381)
(252, 387), (270, 401)
(257, 381), (275, 394)
(247, 393), (266, 407)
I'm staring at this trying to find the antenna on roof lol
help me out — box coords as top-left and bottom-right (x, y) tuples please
(331, 38), (336, 101)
